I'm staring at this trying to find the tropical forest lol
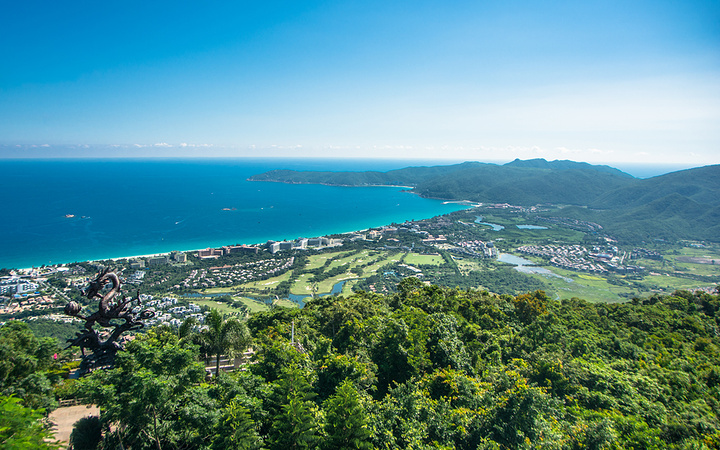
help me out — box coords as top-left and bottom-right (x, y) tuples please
(2, 277), (720, 449)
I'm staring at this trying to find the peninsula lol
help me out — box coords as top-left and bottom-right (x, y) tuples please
(250, 159), (720, 243)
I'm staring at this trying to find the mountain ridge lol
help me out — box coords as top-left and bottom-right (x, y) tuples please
(248, 160), (720, 242)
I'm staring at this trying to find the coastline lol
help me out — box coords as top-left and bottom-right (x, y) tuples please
(2, 158), (481, 271)
(14, 215), (466, 272)
(246, 178), (416, 190)
(17, 205), (481, 271)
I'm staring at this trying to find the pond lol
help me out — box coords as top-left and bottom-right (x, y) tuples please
(497, 253), (573, 281)
(497, 253), (535, 266)
(516, 224), (548, 230)
(475, 216), (505, 231)
(288, 280), (349, 306)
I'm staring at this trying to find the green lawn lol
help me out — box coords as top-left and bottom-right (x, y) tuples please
(202, 286), (235, 294)
(327, 251), (364, 269)
(527, 272), (632, 303)
(664, 247), (720, 277)
(291, 272), (357, 296)
(641, 274), (711, 292)
(363, 252), (402, 274)
(240, 271), (292, 290)
(287, 250), (398, 296)
(191, 298), (244, 315)
(403, 253), (444, 266)
(273, 299), (300, 309)
(290, 273), (314, 295)
(235, 297), (271, 313)
(305, 252), (346, 270)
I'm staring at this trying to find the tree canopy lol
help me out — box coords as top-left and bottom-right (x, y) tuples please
(4, 281), (720, 448)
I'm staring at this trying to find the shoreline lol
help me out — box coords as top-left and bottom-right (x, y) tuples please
(246, 178), (416, 190)
(15, 203), (480, 272)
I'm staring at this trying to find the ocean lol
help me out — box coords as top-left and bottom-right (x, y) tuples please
(0, 158), (470, 269)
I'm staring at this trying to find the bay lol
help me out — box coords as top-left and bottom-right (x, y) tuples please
(0, 158), (469, 269)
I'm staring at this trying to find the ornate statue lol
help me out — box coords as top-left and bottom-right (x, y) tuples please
(64, 268), (155, 375)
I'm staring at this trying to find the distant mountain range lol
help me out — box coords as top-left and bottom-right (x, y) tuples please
(248, 159), (720, 242)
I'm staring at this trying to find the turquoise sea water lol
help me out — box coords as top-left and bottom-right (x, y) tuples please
(0, 158), (469, 269)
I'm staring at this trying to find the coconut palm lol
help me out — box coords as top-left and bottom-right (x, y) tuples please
(198, 309), (252, 379)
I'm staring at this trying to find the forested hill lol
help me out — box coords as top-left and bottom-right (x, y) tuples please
(41, 283), (720, 449)
(247, 161), (488, 187)
(561, 165), (720, 242)
(249, 160), (720, 242)
(248, 159), (637, 205)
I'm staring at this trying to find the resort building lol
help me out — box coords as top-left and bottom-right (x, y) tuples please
(198, 248), (224, 259)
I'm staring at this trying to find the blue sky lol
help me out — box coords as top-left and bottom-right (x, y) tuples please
(1, 0), (718, 164)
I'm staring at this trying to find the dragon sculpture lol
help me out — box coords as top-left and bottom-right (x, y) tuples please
(64, 268), (154, 375)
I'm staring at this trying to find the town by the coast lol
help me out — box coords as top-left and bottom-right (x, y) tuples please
(3, 204), (718, 333)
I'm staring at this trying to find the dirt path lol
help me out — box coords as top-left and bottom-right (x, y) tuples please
(49, 404), (100, 445)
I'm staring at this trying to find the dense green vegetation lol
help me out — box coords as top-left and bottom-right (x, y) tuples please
(2, 280), (720, 448)
(42, 285), (718, 447)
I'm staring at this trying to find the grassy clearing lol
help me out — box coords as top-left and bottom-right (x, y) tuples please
(290, 273), (314, 295)
(665, 249), (720, 277)
(202, 287), (235, 294)
(241, 271), (292, 290)
(403, 253), (444, 266)
(305, 252), (345, 270)
(291, 273), (357, 295)
(578, 274), (604, 281)
(530, 274), (630, 303)
(524, 261), (716, 303)
(520, 265), (635, 303)
(457, 260), (483, 275)
(341, 279), (360, 295)
(236, 297), (270, 313)
(642, 274), (710, 291)
(286, 250), (391, 296)
(363, 252), (402, 274)
(327, 251), (364, 269)
(191, 299), (242, 315)
(316, 274), (357, 293)
(273, 299), (299, 309)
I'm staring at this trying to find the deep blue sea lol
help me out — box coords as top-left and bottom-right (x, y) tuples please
(0, 158), (470, 269)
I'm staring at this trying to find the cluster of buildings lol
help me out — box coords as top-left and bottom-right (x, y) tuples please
(267, 237), (342, 253)
(422, 234), (448, 244)
(130, 295), (205, 328)
(176, 257), (294, 289)
(517, 244), (643, 274)
(0, 276), (39, 296)
(198, 245), (259, 260)
(518, 245), (608, 273)
(632, 248), (663, 261)
(0, 295), (56, 316)
(130, 251), (187, 269)
(452, 240), (497, 259)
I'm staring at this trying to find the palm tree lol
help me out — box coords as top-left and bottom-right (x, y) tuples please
(199, 309), (252, 379)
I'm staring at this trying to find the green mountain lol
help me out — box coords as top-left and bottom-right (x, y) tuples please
(249, 160), (720, 242)
(247, 161), (488, 187)
(412, 163), (634, 204)
(560, 165), (720, 242)
(590, 165), (720, 209)
(504, 157), (634, 178)
(249, 159), (637, 205)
